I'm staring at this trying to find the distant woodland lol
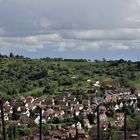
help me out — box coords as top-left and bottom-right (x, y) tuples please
(0, 53), (140, 101)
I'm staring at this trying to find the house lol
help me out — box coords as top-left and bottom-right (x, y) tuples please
(115, 120), (124, 127)
(90, 103), (97, 111)
(83, 108), (92, 116)
(44, 107), (65, 120)
(82, 99), (90, 107)
(19, 114), (31, 125)
(116, 112), (124, 121)
(99, 114), (108, 122)
(66, 95), (77, 102)
(20, 106), (30, 117)
(134, 108), (140, 116)
(53, 105), (62, 110)
(105, 95), (113, 102)
(74, 104), (84, 116)
(87, 79), (91, 82)
(25, 96), (34, 104)
(44, 108), (54, 117)
(125, 94), (137, 101)
(32, 98), (42, 107)
(119, 102), (123, 108)
(34, 115), (46, 124)
(105, 88), (131, 96)
(93, 81), (100, 87)
(54, 110), (65, 118)
(4, 114), (9, 122)
(116, 88), (131, 96)
(93, 97), (105, 104)
(84, 118), (92, 129)
(110, 121), (117, 128)
(72, 122), (82, 129)
(4, 103), (13, 116)
(136, 91), (140, 97)
(100, 121), (109, 131)
(130, 100), (134, 106)
(105, 94), (118, 102)
(99, 105), (107, 113)
(4, 101), (10, 106)
(47, 129), (68, 140)
(54, 95), (66, 103)
(68, 128), (86, 139)
(44, 96), (55, 107)
(114, 104), (119, 111)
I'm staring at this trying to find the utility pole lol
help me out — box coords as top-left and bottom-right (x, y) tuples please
(39, 107), (42, 140)
(0, 100), (6, 140)
(74, 110), (78, 140)
(13, 124), (16, 139)
(124, 112), (127, 140)
(97, 105), (100, 140)
(75, 121), (78, 140)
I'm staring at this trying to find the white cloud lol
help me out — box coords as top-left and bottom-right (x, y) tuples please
(65, 28), (140, 40)
(0, 33), (62, 52)
(0, 28), (140, 53)
(76, 42), (100, 51)
(110, 44), (129, 50)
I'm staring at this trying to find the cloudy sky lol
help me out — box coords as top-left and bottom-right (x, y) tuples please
(0, 0), (140, 60)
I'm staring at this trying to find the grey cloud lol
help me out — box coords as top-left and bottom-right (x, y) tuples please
(0, 0), (140, 54)
(0, 0), (138, 36)
(0, 27), (6, 35)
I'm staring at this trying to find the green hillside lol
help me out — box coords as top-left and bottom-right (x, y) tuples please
(0, 54), (140, 101)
